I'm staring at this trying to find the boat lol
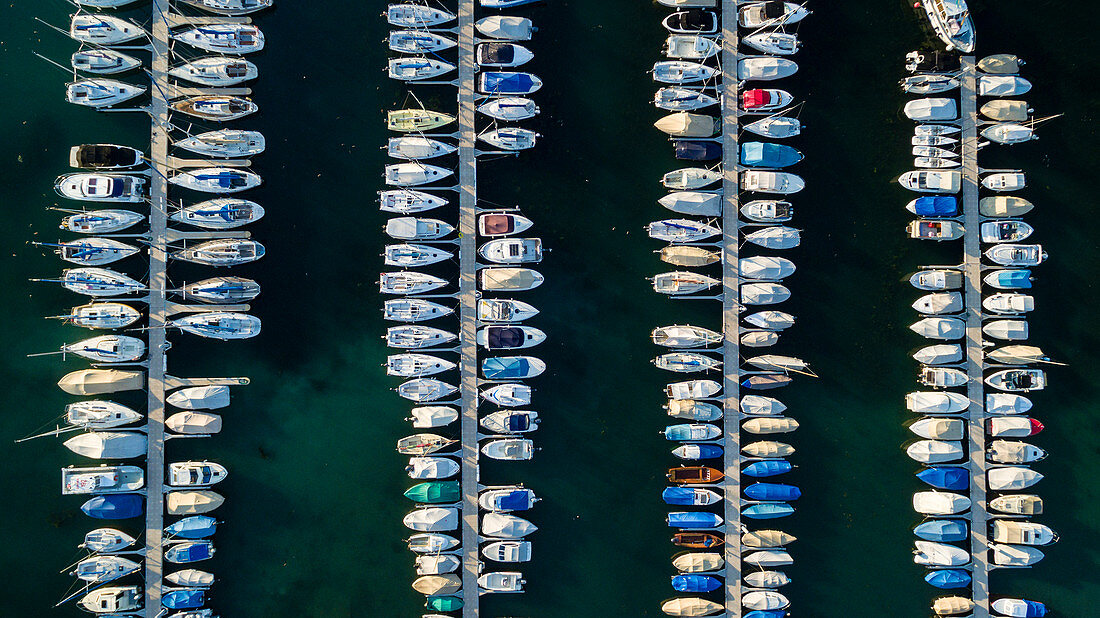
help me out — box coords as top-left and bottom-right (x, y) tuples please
(925, 569), (971, 590)
(745, 226), (800, 249)
(404, 507), (459, 532)
(60, 209), (144, 234)
(991, 521), (1057, 546)
(177, 277), (259, 305)
(663, 423), (721, 441)
(905, 391), (969, 413)
(982, 173), (1027, 193)
(481, 410), (539, 434)
(387, 3), (454, 26)
(672, 573), (721, 593)
(172, 198), (264, 229)
(479, 213), (534, 237)
(81, 494), (144, 519)
(168, 461), (228, 487)
(659, 246), (720, 267)
(743, 460), (792, 478)
(933, 596), (975, 616)
(913, 146), (960, 160)
(667, 466), (723, 484)
(987, 345), (1050, 366)
(980, 75), (1032, 96)
(666, 380), (721, 400)
(668, 512), (723, 529)
(745, 572), (791, 589)
(983, 123), (1037, 144)
(476, 16), (535, 40)
(672, 552), (723, 573)
(910, 316), (964, 339)
(481, 383), (532, 407)
(479, 487), (538, 512)
(653, 271), (720, 295)
(69, 146), (142, 173)
(906, 439), (963, 463)
(745, 482), (800, 501)
(178, 0), (271, 14)
(743, 440), (794, 457)
(385, 243), (453, 268)
(171, 168), (261, 194)
(985, 269), (1033, 290)
(477, 325), (545, 350)
(55, 173), (145, 203)
(165, 516), (218, 539)
(987, 369), (1045, 392)
(478, 96), (540, 120)
(743, 549), (793, 567)
(65, 400), (142, 429)
(990, 494), (1043, 516)
(915, 156), (960, 169)
(661, 597), (722, 616)
(170, 57), (257, 86)
(478, 571), (525, 593)
(741, 256), (796, 281)
(662, 168), (721, 191)
(652, 61), (717, 84)
(675, 140), (722, 160)
(70, 15), (144, 45)
(914, 491), (970, 515)
(81, 528), (135, 553)
(656, 352), (720, 373)
(482, 356), (545, 379)
(173, 24), (264, 54)
(744, 591), (790, 611)
(387, 137), (457, 161)
(478, 238), (543, 264)
(385, 298), (454, 322)
(666, 400), (722, 421)
(55, 301), (141, 331)
(992, 599), (1048, 618)
(379, 272), (448, 295)
(909, 418), (964, 440)
(744, 310), (795, 330)
(741, 170), (804, 194)
(171, 95), (258, 121)
(387, 109), (456, 132)
(388, 354), (456, 378)
(987, 393), (1032, 415)
(981, 221), (1034, 243)
(652, 325), (722, 348)
(920, 367), (968, 388)
(904, 98), (958, 121)
(991, 543), (1044, 567)
(743, 31), (799, 55)
(672, 444), (723, 460)
(663, 487), (721, 506)
(741, 143), (803, 169)
(744, 118), (801, 143)
(740, 395), (786, 416)
(919, 0), (974, 51)
(985, 244), (1045, 266)
(907, 219), (964, 240)
(655, 87), (719, 111)
(981, 99), (1031, 122)
(165, 540), (215, 563)
(405, 481), (460, 504)
(477, 42), (534, 67)
(916, 466), (968, 490)
(664, 35), (720, 59)
(175, 129), (265, 158)
(166, 412), (223, 434)
(65, 431), (147, 459)
(407, 456), (460, 479)
(482, 438), (535, 460)
(480, 268), (544, 292)
(425, 596), (463, 612)
(674, 533), (724, 549)
(739, 2), (809, 28)
(59, 267), (145, 298)
(901, 73), (959, 94)
(663, 9), (718, 34)
(914, 540), (969, 566)
(388, 30), (456, 54)
(165, 569), (215, 587)
(741, 200), (793, 223)
(407, 532), (459, 553)
(478, 299), (538, 323)
(982, 319), (1029, 341)
(168, 312), (260, 340)
(988, 439), (1047, 463)
(79, 586), (142, 613)
(988, 466), (1043, 490)
(54, 334), (145, 362)
(913, 292), (963, 315)
(738, 57), (798, 81)
(655, 112), (719, 138)
(50, 237), (140, 266)
(397, 379), (458, 402)
(385, 217), (454, 240)
(388, 58), (455, 81)
(483, 540), (532, 562)
(483, 513), (537, 538)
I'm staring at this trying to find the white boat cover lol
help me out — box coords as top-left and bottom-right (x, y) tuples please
(905, 391), (968, 413)
(990, 543), (1044, 566)
(742, 590), (789, 610)
(909, 418), (964, 440)
(482, 513), (537, 538)
(986, 393), (1031, 415)
(740, 395), (786, 416)
(906, 439), (963, 463)
(406, 457), (459, 479)
(673, 552), (723, 572)
(913, 491), (970, 515)
(914, 540), (969, 566)
(403, 507), (459, 531)
(904, 98), (958, 121)
(166, 386), (231, 410)
(979, 75), (1032, 96)
(988, 466), (1043, 490)
(991, 521), (1055, 546)
(166, 490), (224, 515)
(742, 550), (792, 567)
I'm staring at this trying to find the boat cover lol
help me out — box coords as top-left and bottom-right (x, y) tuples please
(675, 140), (721, 160)
(913, 196), (958, 216)
(672, 574), (722, 593)
(914, 519), (967, 542)
(166, 515), (217, 539)
(163, 589), (204, 609)
(480, 72), (539, 94)
(742, 89), (771, 108)
(925, 569), (971, 589)
(916, 466), (968, 490)
(993, 270), (1032, 288)
(482, 268), (541, 290)
(167, 542), (212, 562)
(82, 494), (144, 519)
(483, 357), (532, 378)
(488, 327), (524, 348)
(741, 142), (801, 168)
(167, 385), (231, 410)
(992, 599), (1047, 617)
(742, 460), (791, 477)
(498, 491), (530, 511)
(742, 503), (795, 519)
(674, 443), (723, 460)
(481, 214), (515, 234)
(744, 482), (800, 501)
(668, 511), (722, 528)
(662, 487), (702, 505)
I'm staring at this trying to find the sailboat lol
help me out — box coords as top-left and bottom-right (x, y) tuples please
(173, 24), (265, 54)
(175, 129), (266, 158)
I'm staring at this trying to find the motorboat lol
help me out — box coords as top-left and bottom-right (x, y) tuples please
(477, 42), (534, 67)
(66, 400), (142, 429)
(477, 299), (538, 324)
(659, 191), (721, 216)
(905, 391), (969, 414)
(165, 569), (215, 587)
(174, 24), (265, 54)
(51, 238), (140, 266)
(172, 198), (264, 229)
(387, 137), (457, 160)
(743, 31), (799, 55)
(405, 481), (460, 504)
(654, 87), (719, 111)
(60, 209), (144, 233)
(165, 412), (224, 435)
(387, 109), (455, 132)
(672, 533), (723, 550)
(663, 487), (721, 506)
(919, 0), (974, 52)
(901, 73), (959, 94)
(386, 325), (456, 349)
(180, 276), (260, 304)
(980, 75), (1032, 96)
(986, 244), (1045, 266)
(914, 491), (970, 515)
(64, 431), (147, 459)
(980, 221), (1034, 243)
(741, 170), (804, 194)
(985, 269), (1033, 290)
(992, 599), (1048, 618)
(479, 213), (534, 237)
(58, 368), (143, 395)
(407, 456), (459, 480)
(178, 0), (271, 14)
(909, 418), (964, 440)
(475, 16), (535, 40)
(388, 30), (456, 54)
(477, 325), (545, 350)
(479, 487), (538, 512)
(914, 344), (963, 365)
(387, 3), (454, 27)
(744, 226), (799, 249)
(933, 596), (975, 616)
(168, 461), (228, 487)
(167, 386), (230, 410)
(407, 406), (459, 428)
(672, 573), (722, 593)
(992, 521), (1057, 546)
(479, 128), (540, 150)
(914, 519), (968, 542)
(988, 439), (1047, 464)
(740, 256), (796, 280)
(740, 395), (786, 416)
(69, 145), (142, 171)
(672, 443), (723, 460)
(79, 586), (142, 613)
(388, 58), (455, 81)
(386, 243), (453, 268)
(986, 369), (1045, 392)
(170, 57), (257, 86)
(652, 325), (721, 348)
(483, 540), (532, 562)
(389, 354), (456, 378)
(667, 466), (723, 485)
(407, 532), (459, 553)
(663, 423), (721, 441)
(906, 439), (963, 463)
(739, 2), (809, 28)
(912, 292), (963, 314)
(379, 189), (448, 214)
(384, 299), (452, 324)
(740, 200), (792, 223)
(741, 142), (803, 169)
(668, 512), (724, 529)
(382, 273), (449, 296)
(478, 571), (525, 593)
(384, 163), (452, 187)
(983, 123), (1037, 144)
(983, 318), (1030, 340)
(914, 540), (969, 567)
(675, 140), (721, 160)
(81, 528), (136, 553)
(481, 410), (539, 434)
(910, 316), (964, 339)
(899, 170), (961, 193)
(904, 98), (958, 121)
(745, 571), (791, 588)
(480, 268), (544, 292)
(404, 507), (459, 532)
(663, 168), (721, 190)
(983, 172), (1027, 192)
(907, 220), (964, 241)
(916, 467), (968, 491)
(991, 494), (1043, 516)
(744, 590), (790, 611)
(987, 345), (1050, 365)
(743, 440), (794, 457)
(170, 95), (258, 121)
(173, 239), (265, 266)
(666, 399), (722, 421)
(655, 112), (719, 137)
(82, 494), (144, 519)
(652, 61), (717, 84)
(663, 9), (718, 34)
(988, 466), (1043, 491)
(666, 379), (721, 400)
(981, 99), (1032, 122)
(743, 549), (793, 567)
(665, 35), (720, 59)
(482, 356), (545, 379)
(168, 312), (260, 339)
(176, 129), (265, 158)
(483, 513), (537, 538)
(385, 217), (454, 240)
(738, 57), (798, 81)
(55, 173), (145, 202)
(743, 460), (792, 477)
(991, 544), (1044, 567)
(70, 15), (144, 45)
(478, 96), (540, 121)
(63, 465), (144, 495)
(661, 598), (722, 616)
(672, 552), (723, 573)
(741, 282), (791, 306)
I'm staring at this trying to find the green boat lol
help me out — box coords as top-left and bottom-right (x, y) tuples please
(404, 481), (460, 504)
(425, 595), (463, 611)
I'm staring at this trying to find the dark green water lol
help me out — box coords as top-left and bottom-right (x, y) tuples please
(2, 0), (1098, 616)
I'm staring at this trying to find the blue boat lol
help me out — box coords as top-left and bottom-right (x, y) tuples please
(664, 487), (701, 505)
(925, 569), (971, 589)
(742, 503), (795, 520)
(993, 599), (1047, 617)
(742, 460), (792, 478)
(986, 269), (1032, 289)
(481, 356), (544, 379)
(81, 494), (144, 520)
(478, 72), (543, 95)
(916, 466), (969, 490)
(671, 574), (722, 593)
(165, 515), (217, 539)
(163, 589), (204, 609)
(745, 611), (787, 618)
(744, 483), (801, 501)
(165, 540), (215, 564)
(673, 443), (723, 460)
(674, 140), (721, 161)
(667, 511), (723, 529)
(663, 423), (721, 441)
(740, 142), (804, 168)
(911, 196), (958, 217)
(913, 519), (968, 542)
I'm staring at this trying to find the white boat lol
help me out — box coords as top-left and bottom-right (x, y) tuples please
(741, 171), (804, 194)
(652, 271), (720, 295)
(987, 393), (1032, 415)
(62, 465), (144, 495)
(479, 128), (539, 151)
(385, 217), (454, 240)
(66, 401), (142, 429)
(654, 87), (718, 111)
(906, 439), (963, 463)
(387, 354), (456, 378)
(647, 219), (720, 243)
(987, 369), (1045, 392)
(909, 417), (964, 440)
(387, 3), (454, 27)
(910, 269), (962, 290)
(482, 438), (535, 460)
(979, 75), (1032, 96)
(914, 540), (969, 567)
(406, 456), (459, 479)
(477, 325), (545, 349)
(481, 383), (532, 407)
(744, 310), (795, 330)
(70, 15), (144, 45)
(177, 276), (259, 305)
(384, 163), (452, 187)
(912, 146), (958, 159)
(916, 124), (960, 137)
(79, 586), (142, 614)
(662, 168), (721, 190)
(168, 461), (228, 487)
(483, 540), (532, 562)
(983, 319), (1029, 341)
(384, 298), (453, 322)
(742, 549), (793, 567)
(55, 173), (145, 202)
(406, 405), (458, 427)
(174, 239), (265, 266)
(477, 42), (534, 67)
(651, 325), (721, 348)
(744, 226), (800, 249)
(385, 243), (453, 267)
(743, 116), (801, 138)
(170, 57), (257, 86)
(990, 544), (1044, 567)
(403, 507), (459, 532)
(73, 556), (141, 585)
(60, 209), (144, 233)
(666, 379), (721, 400)
(991, 521), (1057, 546)
(904, 98), (958, 121)
(913, 134), (958, 146)
(58, 334), (145, 362)
(386, 325), (456, 349)
(668, 399), (723, 421)
(743, 590), (790, 611)
(417, 555), (461, 576)
(907, 219), (964, 241)
(475, 16), (534, 40)
(478, 97), (540, 121)
(165, 569), (215, 587)
(379, 271), (447, 295)
(745, 571), (790, 588)
(172, 198), (263, 229)
(659, 191), (721, 216)
(72, 50), (141, 75)
(482, 513), (537, 538)
(407, 532), (459, 553)
(912, 292), (963, 314)
(743, 31), (799, 55)
(398, 378), (458, 402)
(658, 0), (715, 6)
(478, 298), (538, 323)
(988, 466), (1043, 491)
(64, 432), (147, 459)
(389, 30), (456, 53)
(985, 244), (1045, 266)
(480, 268), (544, 291)
(992, 599), (1048, 617)
(919, 0), (974, 52)
(60, 267), (144, 297)
(479, 213), (534, 237)
(388, 58), (455, 81)
(652, 60), (717, 84)
(663, 423), (721, 441)
(910, 317), (965, 340)
(56, 302), (141, 330)
(982, 123), (1036, 144)
(901, 74), (959, 94)
(168, 312), (261, 339)
(740, 395), (786, 416)
(53, 238), (140, 266)
(980, 220), (1034, 243)
(915, 156), (959, 169)
(380, 189), (448, 214)
(988, 440), (1047, 464)
(740, 256), (796, 280)
(173, 24), (265, 54)
(739, 2), (810, 28)
(663, 9), (718, 34)
(738, 56), (798, 81)
(175, 129), (266, 158)
(167, 386), (230, 410)
(905, 391), (969, 414)
(178, 0), (271, 14)
(913, 344), (963, 365)
(387, 137), (457, 160)
(899, 170), (961, 193)
(983, 172), (1026, 192)
(170, 168), (261, 193)
(741, 200), (792, 223)
(664, 35), (720, 59)
(981, 99), (1032, 122)
(990, 494), (1043, 516)
(479, 487), (538, 511)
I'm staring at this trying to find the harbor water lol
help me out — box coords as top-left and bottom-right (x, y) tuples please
(1, 0), (1097, 615)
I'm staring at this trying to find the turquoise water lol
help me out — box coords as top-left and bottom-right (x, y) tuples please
(1, 0), (1098, 616)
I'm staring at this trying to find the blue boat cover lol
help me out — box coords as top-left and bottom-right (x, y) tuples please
(482, 357), (530, 378)
(166, 515), (218, 539)
(1020, 600), (1048, 617)
(675, 443), (723, 460)
(674, 140), (721, 161)
(667, 511), (721, 529)
(498, 491), (530, 511)
(916, 466), (969, 490)
(480, 72), (538, 94)
(163, 589), (204, 609)
(742, 503), (795, 519)
(993, 269), (1032, 289)
(913, 196), (958, 216)
(740, 142), (802, 168)
(925, 569), (971, 589)
(672, 574), (722, 593)
(665, 424), (697, 440)
(662, 487), (701, 505)
(745, 611), (787, 618)
(913, 519), (968, 542)
(744, 483), (801, 501)
(82, 494), (144, 520)
(170, 542), (213, 563)
(742, 460), (791, 478)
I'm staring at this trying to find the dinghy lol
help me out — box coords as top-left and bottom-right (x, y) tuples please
(479, 213), (534, 237)
(983, 319), (1029, 341)
(668, 512), (723, 529)
(987, 345), (1049, 366)
(981, 99), (1031, 122)
(658, 191), (722, 216)
(652, 325), (722, 348)
(663, 423), (721, 441)
(914, 344), (963, 365)
(405, 481), (460, 504)
(745, 227), (800, 249)
(743, 440), (794, 457)
(667, 400), (722, 422)
(81, 528), (135, 553)
(991, 494), (1043, 515)
(743, 549), (793, 568)
(663, 487), (721, 506)
(744, 590), (790, 611)
(901, 74), (959, 94)
(740, 256), (796, 280)
(653, 271), (720, 295)
(982, 123), (1037, 144)
(932, 596), (974, 616)
(655, 112), (719, 137)
(667, 466), (723, 484)
(407, 533), (459, 553)
(743, 460), (792, 478)
(165, 516), (217, 540)
(980, 75), (1032, 96)
(482, 383), (532, 407)
(987, 393), (1032, 415)
(65, 432), (147, 459)
(661, 597), (722, 616)
(910, 317), (965, 339)
(663, 9), (719, 33)
(905, 391), (969, 414)
(176, 129), (265, 158)
(79, 586), (142, 613)
(478, 571), (525, 593)
(985, 269), (1033, 290)
(672, 552), (723, 573)
(914, 491), (970, 515)
(166, 491), (224, 515)
(914, 519), (968, 542)
(740, 282), (790, 305)
(741, 143), (803, 169)
(483, 513), (538, 538)
(904, 98), (958, 121)
(916, 467), (968, 491)
(672, 573), (722, 593)
(664, 35), (719, 60)
(991, 543), (1044, 567)
(165, 569), (215, 587)
(167, 386), (230, 410)
(658, 246), (719, 267)
(666, 380), (721, 400)
(909, 418), (964, 440)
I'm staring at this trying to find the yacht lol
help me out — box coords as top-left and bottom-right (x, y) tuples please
(69, 144), (143, 170)
(60, 268), (144, 297)
(70, 15), (144, 45)
(475, 16), (535, 40)
(178, 0), (272, 15)
(388, 31), (457, 54)
(66, 79), (145, 107)
(387, 3), (455, 27)
(173, 239), (265, 266)
(60, 209), (144, 234)
(173, 24), (265, 54)
(171, 95), (258, 121)
(743, 116), (801, 138)
(172, 198), (264, 229)
(81, 528), (136, 553)
(176, 129), (266, 158)
(52, 238), (140, 266)
(384, 162), (453, 186)
(899, 170), (961, 193)
(481, 383), (533, 407)
(385, 217), (454, 240)
(383, 298), (454, 322)
(181, 276), (261, 304)
(652, 271), (719, 295)
(478, 97), (540, 121)
(398, 379), (458, 402)
(66, 400), (143, 429)
(478, 298), (539, 323)
(477, 43), (534, 67)
(387, 137), (457, 160)
(387, 109), (455, 132)
(743, 31), (800, 55)
(55, 173), (145, 202)
(654, 87), (718, 111)
(388, 58), (455, 81)
(901, 73), (959, 94)
(379, 271), (447, 295)
(662, 168), (721, 190)
(386, 325), (456, 349)
(384, 243), (453, 267)
(652, 60), (717, 84)
(647, 219), (720, 243)
(738, 2), (810, 28)
(664, 35), (720, 60)
(919, 0), (975, 51)
(379, 189), (448, 213)
(57, 334), (145, 362)
(477, 325), (545, 350)
(168, 312), (261, 339)
(479, 128), (539, 151)
(170, 57), (258, 86)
